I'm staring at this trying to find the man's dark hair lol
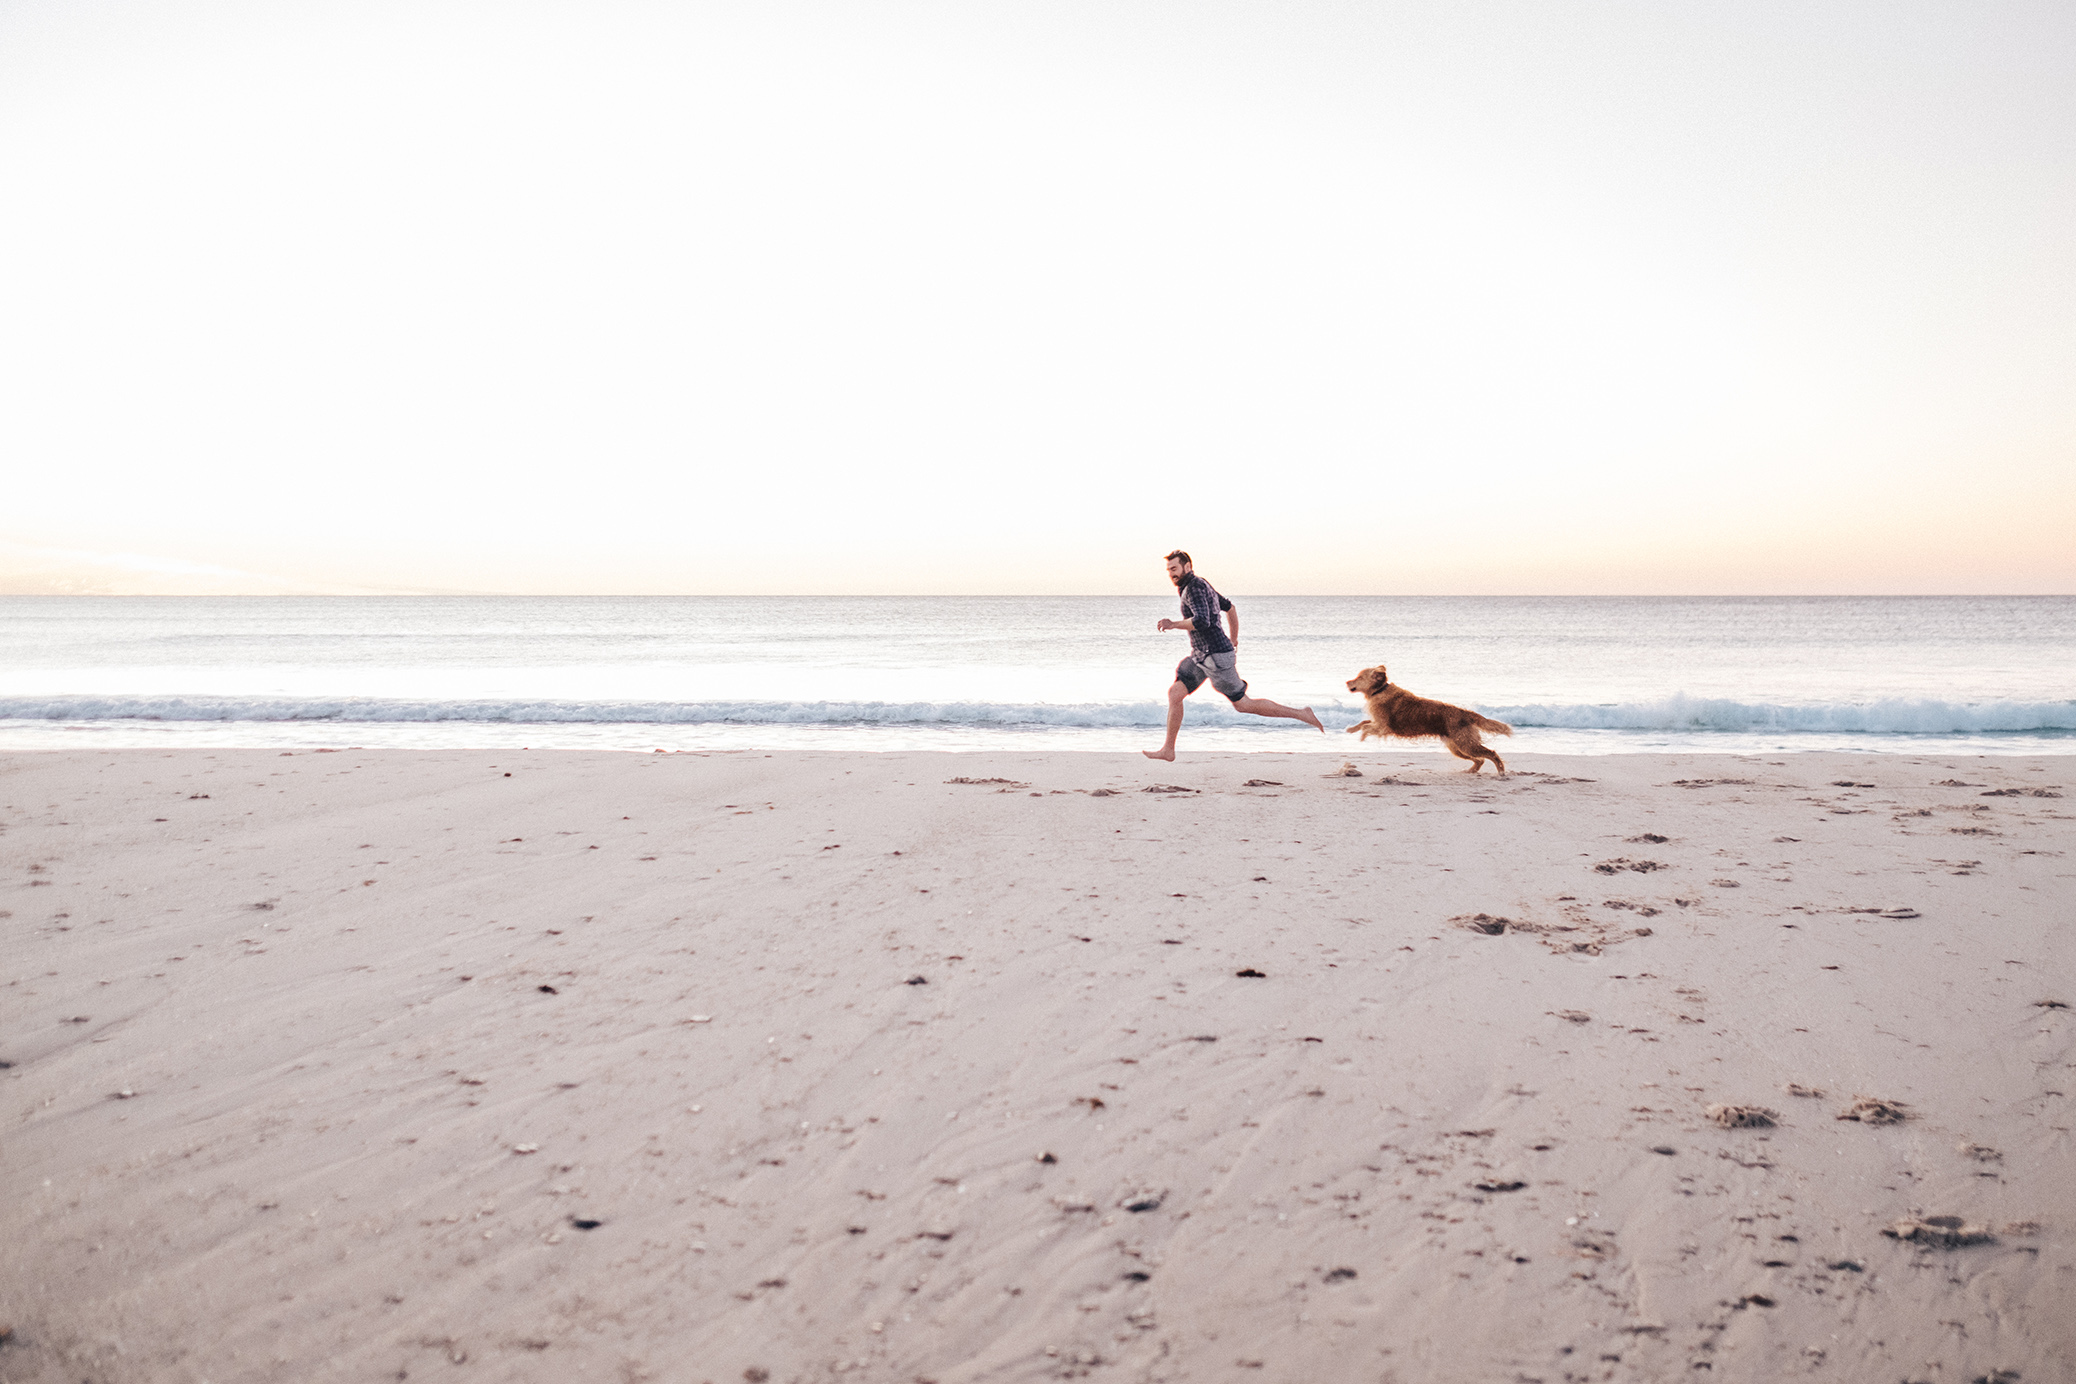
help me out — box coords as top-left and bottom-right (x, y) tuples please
(1163, 549), (1192, 566)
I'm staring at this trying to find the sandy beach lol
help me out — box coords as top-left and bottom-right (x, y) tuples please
(2, 747), (2071, 1384)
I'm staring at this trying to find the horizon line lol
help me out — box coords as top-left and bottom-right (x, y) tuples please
(5, 591), (2073, 601)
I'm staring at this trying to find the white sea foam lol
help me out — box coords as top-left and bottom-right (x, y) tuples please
(2, 693), (2070, 735)
(1482, 695), (2076, 735)
(4, 595), (2072, 753)
(0, 695), (1221, 728)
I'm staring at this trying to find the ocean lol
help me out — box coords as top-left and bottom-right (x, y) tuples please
(1, 595), (2070, 755)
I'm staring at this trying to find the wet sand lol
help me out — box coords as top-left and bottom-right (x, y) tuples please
(2, 748), (2072, 1383)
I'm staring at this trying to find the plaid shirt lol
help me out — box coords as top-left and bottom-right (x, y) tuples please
(1178, 573), (1235, 655)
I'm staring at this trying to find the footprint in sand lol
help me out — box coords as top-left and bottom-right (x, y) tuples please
(1883, 1216), (1993, 1247)
(1836, 1095), (1909, 1125)
(1704, 1103), (1778, 1128)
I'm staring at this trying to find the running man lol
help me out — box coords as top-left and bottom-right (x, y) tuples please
(1144, 550), (1323, 761)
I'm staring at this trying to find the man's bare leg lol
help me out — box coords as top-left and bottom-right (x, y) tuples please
(1143, 680), (1190, 761)
(1232, 695), (1325, 732)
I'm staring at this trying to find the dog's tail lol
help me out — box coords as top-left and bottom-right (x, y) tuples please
(1472, 713), (1513, 736)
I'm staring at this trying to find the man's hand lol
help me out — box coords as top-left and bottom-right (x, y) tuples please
(1157, 618), (1192, 632)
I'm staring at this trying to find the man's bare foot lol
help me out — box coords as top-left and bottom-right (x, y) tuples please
(1301, 708), (1324, 732)
(1142, 747), (1176, 761)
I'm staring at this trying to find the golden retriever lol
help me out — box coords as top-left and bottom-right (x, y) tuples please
(1344, 665), (1512, 773)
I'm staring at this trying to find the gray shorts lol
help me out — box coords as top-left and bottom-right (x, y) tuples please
(1175, 650), (1249, 703)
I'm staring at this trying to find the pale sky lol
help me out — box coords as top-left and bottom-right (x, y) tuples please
(2, 0), (2071, 595)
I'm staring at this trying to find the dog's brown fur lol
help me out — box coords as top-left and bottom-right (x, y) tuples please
(1344, 665), (1512, 773)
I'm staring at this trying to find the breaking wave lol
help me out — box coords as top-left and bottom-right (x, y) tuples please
(0, 694), (1196, 729)
(1, 693), (2071, 735)
(1482, 694), (2076, 735)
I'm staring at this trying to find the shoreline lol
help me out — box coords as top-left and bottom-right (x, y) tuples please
(3, 748), (2071, 1382)
(2, 728), (2071, 757)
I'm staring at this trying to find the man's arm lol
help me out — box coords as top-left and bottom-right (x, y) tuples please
(1156, 618), (1196, 632)
(1226, 605), (1239, 647)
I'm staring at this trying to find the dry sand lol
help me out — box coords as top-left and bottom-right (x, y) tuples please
(2, 747), (2072, 1384)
